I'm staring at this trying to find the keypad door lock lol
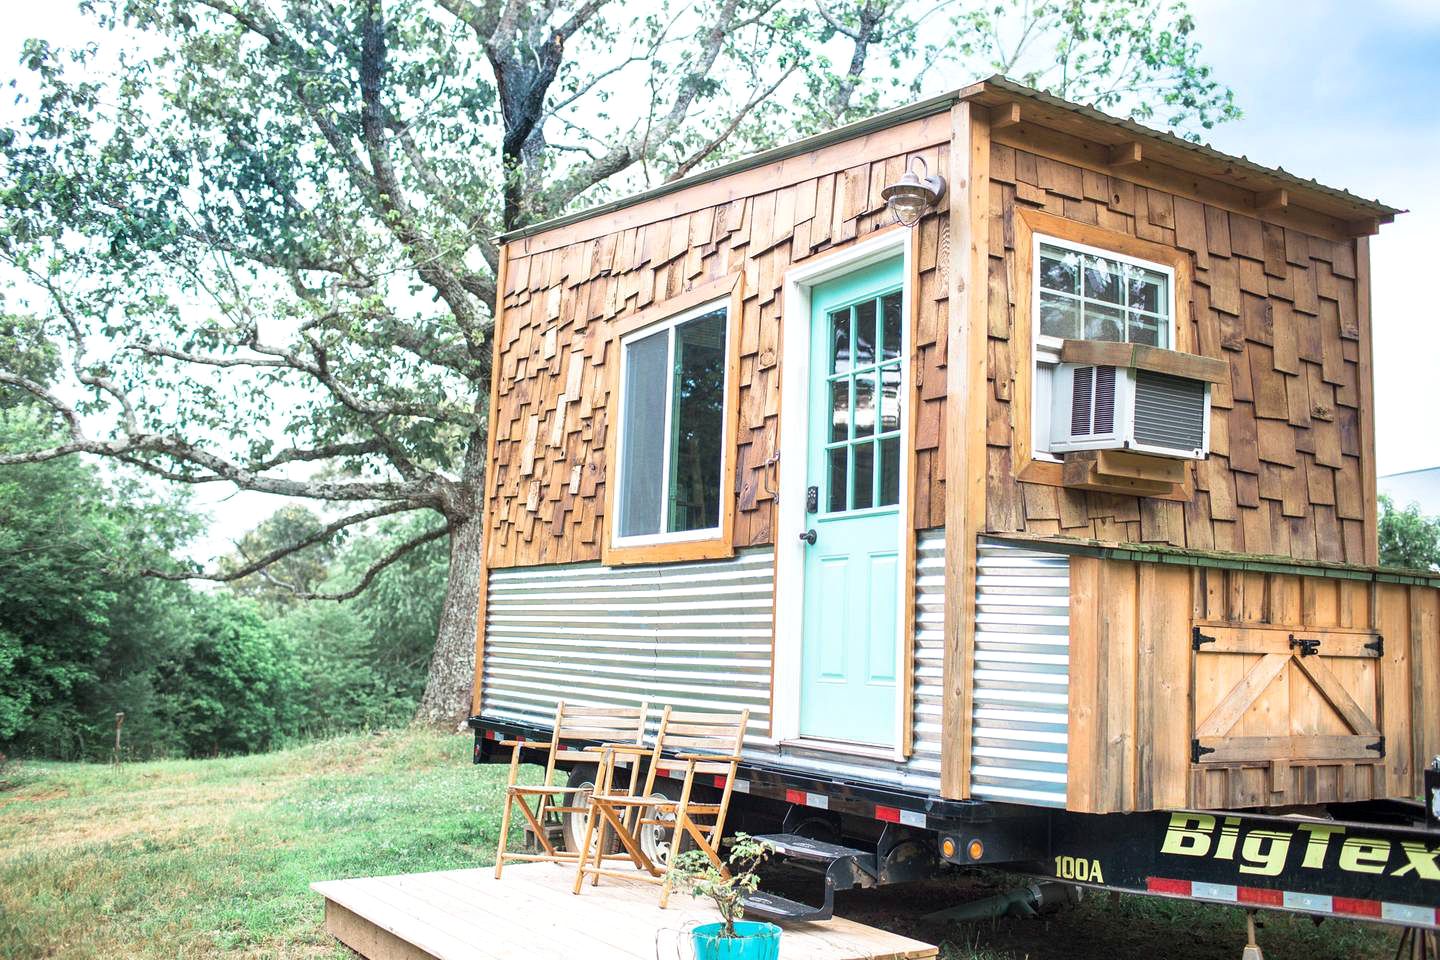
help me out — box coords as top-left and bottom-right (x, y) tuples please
(806, 485), (819, 513)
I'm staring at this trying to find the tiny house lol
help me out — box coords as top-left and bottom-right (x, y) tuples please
(468, 76), (1439, 819)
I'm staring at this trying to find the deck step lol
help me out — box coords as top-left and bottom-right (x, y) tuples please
(741, 889), (836, 923)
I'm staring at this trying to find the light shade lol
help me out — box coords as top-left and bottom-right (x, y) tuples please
(881, 156), (946, 227)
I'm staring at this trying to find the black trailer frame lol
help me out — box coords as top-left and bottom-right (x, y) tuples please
(469, 715), (1440, 932)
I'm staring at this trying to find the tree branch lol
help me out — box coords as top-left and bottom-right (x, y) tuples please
(143, 501), (415, 583)
(293, 521), (450, 601)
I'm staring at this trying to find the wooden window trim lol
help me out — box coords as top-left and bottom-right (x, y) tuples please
(601, 274), (744, 566)
(1011, 206), (1198, 500)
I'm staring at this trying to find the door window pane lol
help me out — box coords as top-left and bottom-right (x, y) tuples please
(879, 365), (901, 433)
(828, 448), (848, 513)
(830, 306), (851, 374)
(853, 299), (877, 366)
(669, 310), (727, 533)
(618, 330), (669, 537)
(879, 437), (900, 506)
(853, 441), (875, 510)
(853, 373), (876, 437)
(830, 378), (850, 443)
(881, 292), (902, 361)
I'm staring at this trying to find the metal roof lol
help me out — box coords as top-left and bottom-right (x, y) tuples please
(498, 75), (1401, 245)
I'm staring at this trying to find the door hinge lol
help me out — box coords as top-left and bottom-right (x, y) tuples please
(1288, 634), (1321, 657)
(1191, 739), (1216, 764)
(1368, 736), (1386, 758)
(1364, 634), (1384, 657)
(1191, 627), (1216, 651)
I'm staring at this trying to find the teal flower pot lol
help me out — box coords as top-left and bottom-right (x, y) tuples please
(690, 920), (781, 960)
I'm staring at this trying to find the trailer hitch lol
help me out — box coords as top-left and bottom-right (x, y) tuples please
(1288, 634), (1321, 657)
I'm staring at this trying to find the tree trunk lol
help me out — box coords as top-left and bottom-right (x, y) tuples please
(414, 512), (484, 726)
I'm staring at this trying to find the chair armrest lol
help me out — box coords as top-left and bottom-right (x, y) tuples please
(583, 743), (653, 756)
(497, 739), (547, 749)
(674, 753), (743, 763)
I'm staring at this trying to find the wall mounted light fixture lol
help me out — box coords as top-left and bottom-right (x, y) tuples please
(881, 156), (946, 227)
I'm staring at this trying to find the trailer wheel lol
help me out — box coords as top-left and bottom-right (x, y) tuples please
(636, 780), (696, 868)
(560, 765), (618, 857)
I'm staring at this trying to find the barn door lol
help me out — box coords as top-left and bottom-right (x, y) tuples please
(1190, 624), (1385, 767)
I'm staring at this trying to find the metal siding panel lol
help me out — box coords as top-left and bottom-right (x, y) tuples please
(969, 538), (1070, 808)
(480, 533), (948, 793)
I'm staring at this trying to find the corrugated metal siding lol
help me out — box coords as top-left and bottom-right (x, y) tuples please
(482, 550), (774, 736)
(480, 533), (947, 794)
(969, 538), (1070, 807)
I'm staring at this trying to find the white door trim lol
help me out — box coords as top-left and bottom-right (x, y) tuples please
(772, 227), (914, 760)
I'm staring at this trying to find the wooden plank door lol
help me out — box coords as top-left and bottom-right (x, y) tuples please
(1191, 622), (1385, 770)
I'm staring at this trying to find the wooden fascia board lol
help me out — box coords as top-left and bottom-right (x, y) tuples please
(1355, 237), (1379, 565)
(940, 102), (991, 800)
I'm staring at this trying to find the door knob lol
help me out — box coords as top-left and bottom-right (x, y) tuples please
(799, 529), (817, 545)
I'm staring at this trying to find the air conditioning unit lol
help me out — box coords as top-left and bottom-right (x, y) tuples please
(1050, 363), (1211, 460)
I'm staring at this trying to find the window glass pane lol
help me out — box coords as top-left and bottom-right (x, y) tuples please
(1083, 303), (1125, 342)
(879, 363), (901, 433)
(1039, 291), (1080, 339)
(880, 292), (902, 361)
(879, 437), (900, 507)
(618, 330), (668, 537)
(1039, 245), (1080, 294)
(1083, 256), (1122, 304)
(830, 378), (850, 443)
(830, 306), (851, 374)
(668, 309), (727, 533)
(828, 448), (848, 512)
(1126, 264), (1166, 315)
(1128, 311), (1162, 346)
(853, 441), (875, 510)
(853, 372), (876, 437)
(854, 299), (877, 367)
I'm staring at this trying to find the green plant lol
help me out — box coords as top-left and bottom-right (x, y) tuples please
(668, 834), (775, 939)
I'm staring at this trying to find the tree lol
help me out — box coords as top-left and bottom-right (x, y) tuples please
(1378, 495), (1440, 572)
(0, 0), (1237, 725)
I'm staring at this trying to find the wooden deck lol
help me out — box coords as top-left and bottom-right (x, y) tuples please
(312, 862), (937, 960)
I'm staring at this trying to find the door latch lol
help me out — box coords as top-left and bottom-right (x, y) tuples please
(806, 485), (819, 514)
(1288, 634), (1321, 657)
(799, 529), (817, 545)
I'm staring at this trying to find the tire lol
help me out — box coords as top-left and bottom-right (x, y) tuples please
(635, 778), (697, 869)
(560, 765), (618, 857)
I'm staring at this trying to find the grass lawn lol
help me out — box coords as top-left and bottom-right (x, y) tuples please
(0, 728), (1403, 959)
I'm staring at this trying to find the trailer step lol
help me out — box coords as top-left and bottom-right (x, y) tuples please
(752, 833), (877, 874)
(740, 889), (835, 923)
(741, 834), (880, 924)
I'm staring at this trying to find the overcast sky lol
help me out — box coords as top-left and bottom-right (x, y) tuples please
(3, 1), (1438, 560)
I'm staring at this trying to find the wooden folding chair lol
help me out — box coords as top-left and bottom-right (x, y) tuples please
(572, 706), (750, 907)
(493, 701), (649, 879)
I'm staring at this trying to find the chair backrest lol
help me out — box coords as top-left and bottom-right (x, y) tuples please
(538, 701), (649, 787)
(642, 706), (750, 792)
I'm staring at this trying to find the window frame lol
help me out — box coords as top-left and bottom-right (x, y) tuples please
(1010, 206), (1198, 500)
(602, 275), (742, 565)
(1031, 231), (1178, 461)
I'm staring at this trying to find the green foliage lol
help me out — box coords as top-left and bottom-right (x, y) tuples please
(0, 410), (115, 744)
(1378, 494), (1440, 572)
(668, 834), (774, 938)
(156, 594), (303, 756)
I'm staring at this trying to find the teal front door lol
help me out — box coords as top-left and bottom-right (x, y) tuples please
(798, 256), (905, 745)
